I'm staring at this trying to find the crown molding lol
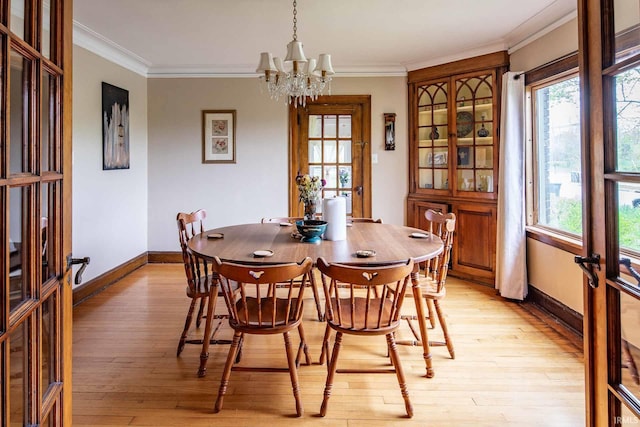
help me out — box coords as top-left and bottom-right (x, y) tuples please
(404, 42), (508, 72)
(507, 10), (577, 54)
(73, 20), (151, 77)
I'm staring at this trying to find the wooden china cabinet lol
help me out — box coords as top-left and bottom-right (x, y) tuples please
(407, 51), (509, 285)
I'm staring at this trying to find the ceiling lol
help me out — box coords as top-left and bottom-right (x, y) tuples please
(72, 0), (577, 77)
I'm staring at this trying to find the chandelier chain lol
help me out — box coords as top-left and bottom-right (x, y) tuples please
(292, 0), (298, 41)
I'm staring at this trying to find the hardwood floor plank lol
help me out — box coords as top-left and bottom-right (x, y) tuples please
(72, 264), (585, 425)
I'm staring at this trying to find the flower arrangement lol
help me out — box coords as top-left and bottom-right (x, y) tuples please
(296, 173), (326, 204)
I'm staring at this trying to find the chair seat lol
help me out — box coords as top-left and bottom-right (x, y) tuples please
(418, 277), (446, 299)
(327, 297), (397, 333)
(185, 275), (214, 298)
(232, 297), (301, 328)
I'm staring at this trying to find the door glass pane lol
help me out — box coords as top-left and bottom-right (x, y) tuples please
(621, 404), (640, 425)
(10, 186), (31, 311)
(324, 115), (336, 138)
(41, 182), (53, 282)
(41, 292), (57, 400)
(615, 67), (640, 173)
(338, 115), (351, 137)
(324, 165), (337, 188)
(621, 291), (640, 402)
(0, 343), (3, 421)
(308, 115), (321, 138)
(10, 0), (25, 40)
(338, 140), (351, 163)
(42, 0), (52, 59)
(308, 140), (321, 163)
(10, 50), (28, 174)
(618, 182), (640, 254)
(338, 166), (351, 191)
(41, 71), (52, 172)
(10, 321), (28, 426)
(324, 140), (337, 163)
(614, 0), (640, 62)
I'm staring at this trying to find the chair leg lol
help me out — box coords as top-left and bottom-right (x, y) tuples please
(309, 272), (324, 321)
(177, 298), (197, 357)
(426, 299), (436, 329)
(295, 323), (312, 367)
(195, 295), (208, 328)
(433, 300), (455, 359)
(386, 333), (413, 418)
(214, 331), (242, 413)
(319, 323), (332, 366)
(320, 331), (343, 417)
(283, 331), (304, 417)
(198, 289), (219, 377)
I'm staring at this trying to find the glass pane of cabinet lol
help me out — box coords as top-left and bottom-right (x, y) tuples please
(455, 74), (494, 193)
(417, 81), (448, 190)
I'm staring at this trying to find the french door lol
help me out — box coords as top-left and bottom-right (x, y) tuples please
(2, 0), (72, 425)
(580, 0), (640, 425)
(289, 95), (372, 218)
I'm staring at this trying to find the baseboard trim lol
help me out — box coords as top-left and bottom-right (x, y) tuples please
(526, 285), (583, 336)
(72, 253), (148, 306)
(148, 251), (182, 263)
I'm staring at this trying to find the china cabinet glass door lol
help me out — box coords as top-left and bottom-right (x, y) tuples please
(417, 81), (449, 192)
(454, 73), (495, 195)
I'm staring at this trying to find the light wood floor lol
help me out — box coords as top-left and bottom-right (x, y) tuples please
(72, 264), (585, 426)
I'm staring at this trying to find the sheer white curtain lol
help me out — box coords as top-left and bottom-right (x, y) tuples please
(495, 71), (527, 300)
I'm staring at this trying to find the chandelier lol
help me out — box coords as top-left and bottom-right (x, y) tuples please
(256, 0), (334, 107)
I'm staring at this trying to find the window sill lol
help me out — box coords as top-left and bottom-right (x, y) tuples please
(525, 227), (582, 255)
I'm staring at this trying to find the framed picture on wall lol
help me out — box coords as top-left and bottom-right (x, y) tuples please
(202, 110), (236, 164)
(102, 82), (130, 170)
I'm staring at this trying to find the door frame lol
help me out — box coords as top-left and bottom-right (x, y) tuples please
(288, 95), (372, 217)
(579, 0), (640, 424)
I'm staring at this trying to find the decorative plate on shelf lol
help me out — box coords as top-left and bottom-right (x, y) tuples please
(456, 111), (474, 137)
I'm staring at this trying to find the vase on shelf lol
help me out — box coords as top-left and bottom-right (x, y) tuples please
(430, 126), (440, 140)
(303, 199), (318, 221)
(477, 114), (489, 137)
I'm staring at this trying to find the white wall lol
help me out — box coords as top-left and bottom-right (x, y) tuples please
(72, 46), (148, 285)
(147, 76), (407, 252)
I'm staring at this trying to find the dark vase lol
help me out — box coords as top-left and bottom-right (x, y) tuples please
(430, 126), (440, 140)
(477, 124), (489, 137)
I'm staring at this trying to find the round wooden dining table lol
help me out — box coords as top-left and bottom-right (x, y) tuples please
(188, 221), (444, 378)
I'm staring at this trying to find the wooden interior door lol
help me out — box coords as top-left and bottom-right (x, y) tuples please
(580, 0), (640, 424)
(2, 0), (73, 424)
(289, 95), (372, 218)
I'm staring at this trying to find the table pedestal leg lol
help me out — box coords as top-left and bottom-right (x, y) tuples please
(411, 268), (434, 378)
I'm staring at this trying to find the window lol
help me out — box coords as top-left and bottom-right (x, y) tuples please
(530, 73), (582, 237)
